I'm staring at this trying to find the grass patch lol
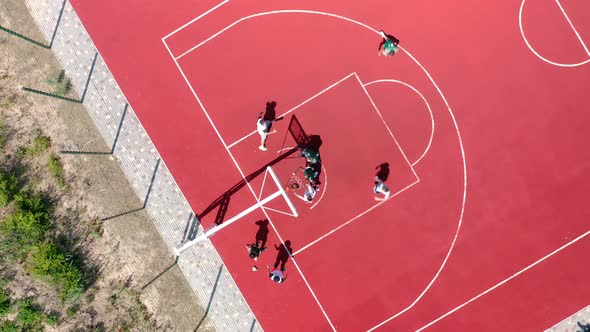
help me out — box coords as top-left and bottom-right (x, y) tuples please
(66, 303), (79, 318)
(28, 242), (84, 302)
(0, 320), (19, 332)
(17, 130), (50, 158)
(0, 192), (51, 260)
(0, 95), (17, 109)
(47, 154), (66, 189)
(0, 171), (18, 208)
(0, 121), (7, 149)
(15, 298), (44, 331)
(0, 288), (11, 317)
(45, 310), (59, 326)
(1, 193), (50, 243)
(46, 70), (72, 97)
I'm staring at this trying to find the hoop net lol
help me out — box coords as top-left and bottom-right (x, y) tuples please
(285, 175), (303, 192)
(280, 115), (309, 153)
(288, 115), (309, 147)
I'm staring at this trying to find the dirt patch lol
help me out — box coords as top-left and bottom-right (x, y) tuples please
(0, 1), (213, 331)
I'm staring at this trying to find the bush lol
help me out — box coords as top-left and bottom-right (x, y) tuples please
(0, 192), (51, 258)
(19, 131), (50, 158)
(0, 320), (18, 332)
(1, 210), (49, 247)
(47, 154), (66, 189)
(45, 311), (59, 326)
(13, 192), (49, 218)
(15, 298), (44, 331)
(29, 242), (84, 302)
(0, 289), (10, 317)
(47, 70), (72, 97)
(1, 192), (50, 242)
(0, 171), (18, 208)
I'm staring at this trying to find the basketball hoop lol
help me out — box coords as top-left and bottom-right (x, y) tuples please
(285, 175), (303, 191)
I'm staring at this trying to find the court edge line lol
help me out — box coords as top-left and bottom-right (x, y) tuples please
(367, 41), (468, 332)
(363, 79), (434, 167)
(164, 38), (337, 332)
(227, 73), (355, 149)
(292, 178), (420, 256)
(415, 229), (590, 332)
(162, 0), (229, 42)
(555, 0), (590, 56)
(167, 10), (467, 330)
(519, 0), (590, 67)
(162, 37), (268, 325)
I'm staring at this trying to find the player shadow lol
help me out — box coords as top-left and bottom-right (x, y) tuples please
(273, 240), (293, 271)
(263, 101), (277, 121)
(255, 219), (270, 249)
(263, 101), (284, 132)
(375, 162), (390, 181)
(196, 147), (299, 226)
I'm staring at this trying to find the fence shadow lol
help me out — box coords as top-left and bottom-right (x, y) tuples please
(194, 265), (224, 331)
(0, 0), (66, 49)
(140, 256), (178, 290)
(100, 158), (160, 221)
(60, 103), (128, 155)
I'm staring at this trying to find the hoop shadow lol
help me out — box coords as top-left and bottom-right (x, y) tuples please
(196, 147), (299, 226)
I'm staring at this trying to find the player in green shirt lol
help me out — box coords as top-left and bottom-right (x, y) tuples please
(378, 30), (400, 57)
(300, 147), (319, 164)
(293, 165), (319, 184)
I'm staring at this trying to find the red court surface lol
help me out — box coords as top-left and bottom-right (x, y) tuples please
(69, 0), (590, 331)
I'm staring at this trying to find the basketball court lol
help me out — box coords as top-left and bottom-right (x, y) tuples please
(69, 0), (590, 330)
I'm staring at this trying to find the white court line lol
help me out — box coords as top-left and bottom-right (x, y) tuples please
(292, 179), (420, 256)
(262, 206), (296, 217)
(555, 0), (590, 57)
(258, 165), (270, 200)
(519, 0), (590, 67)
(274, 147), (329, 210)
(363, 80), (434, 167)
(354, 73), (420, 182)
(161, 0), (229, 42)
(367, 45), (467, 332)
(163, 37), (337, 332)
(227, 73), (355, 149)
(416, 229), (590, 331)
(175, 10), (378, 60)
(165, 10), (467, 331)
(309, 164), (327, 210)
